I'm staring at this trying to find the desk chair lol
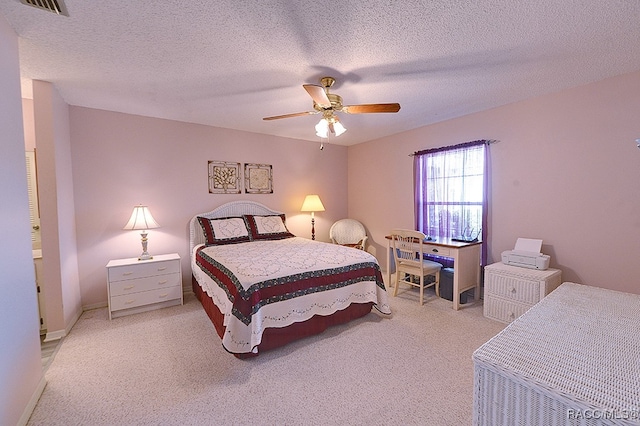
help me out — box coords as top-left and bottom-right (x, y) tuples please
(390, 229), (442, 305)
(330, 219), (368, 250)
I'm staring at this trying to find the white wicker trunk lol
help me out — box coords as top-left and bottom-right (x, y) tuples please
(473, 282), (640, 426)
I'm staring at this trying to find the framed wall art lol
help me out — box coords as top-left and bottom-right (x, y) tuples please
(208, 161), (241, 194)
(244, 163), (273, 194)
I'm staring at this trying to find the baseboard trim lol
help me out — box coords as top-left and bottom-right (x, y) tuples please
(43, 305), (83, 342)
(43, 329), (65, 342)
(17, 375), (46, 426)
(82, 301), (108, 311)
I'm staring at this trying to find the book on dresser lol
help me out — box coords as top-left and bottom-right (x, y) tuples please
(106, 253), (183, 320)
(483, 262), (561, 324)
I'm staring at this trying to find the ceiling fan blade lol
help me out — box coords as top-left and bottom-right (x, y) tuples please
(343, 103), (401, 114)
(262, 111), (316, 121)
(303, 84), (331, 108)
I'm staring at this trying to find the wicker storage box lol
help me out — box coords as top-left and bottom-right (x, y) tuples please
(483, 262), (561, 323)
(473, 282), (640, 425)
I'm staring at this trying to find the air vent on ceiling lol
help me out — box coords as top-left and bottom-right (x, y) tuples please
(20, 0), (68, 16)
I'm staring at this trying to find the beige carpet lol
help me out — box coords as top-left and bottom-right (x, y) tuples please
(27, 288), (504, 426)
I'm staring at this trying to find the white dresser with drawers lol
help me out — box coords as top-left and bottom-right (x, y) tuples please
(483, 262), (561, 324)
(106, 253), (182, 320)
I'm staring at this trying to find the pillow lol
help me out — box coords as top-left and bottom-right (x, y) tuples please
(244, 214), (295, 241)
(197, 216), (250, 245)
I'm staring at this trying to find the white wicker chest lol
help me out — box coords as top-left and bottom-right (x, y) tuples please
(473, 282), (640, 425)
(483, 262), (561, 323)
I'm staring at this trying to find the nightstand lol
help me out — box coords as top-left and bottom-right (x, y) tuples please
(483, 262), (561, 324)
(106, 253), (183, 320)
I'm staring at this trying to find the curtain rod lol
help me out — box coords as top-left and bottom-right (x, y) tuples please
(408, 139), (499, 156)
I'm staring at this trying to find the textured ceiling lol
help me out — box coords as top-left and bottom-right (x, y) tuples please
(2, 0), (640, 146)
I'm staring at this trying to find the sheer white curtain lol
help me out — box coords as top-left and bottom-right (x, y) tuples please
(414, 140), (489, 265)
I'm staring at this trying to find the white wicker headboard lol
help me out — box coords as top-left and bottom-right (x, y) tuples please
(189, 201), (284, 255)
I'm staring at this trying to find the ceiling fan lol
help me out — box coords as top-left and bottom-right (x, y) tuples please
(263, 76), (401, 138)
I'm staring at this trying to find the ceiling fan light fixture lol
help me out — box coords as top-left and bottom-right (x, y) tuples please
(315, 118), (329, 138)
(316, 116), (346, 138)
(332, 119), (346, 136)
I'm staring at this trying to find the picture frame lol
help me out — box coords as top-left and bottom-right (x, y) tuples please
(208, 161), (241, 194)
(244, 163), (273, 194)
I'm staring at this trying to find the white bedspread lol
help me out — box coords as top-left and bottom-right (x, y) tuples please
(191, 237), (390, 354)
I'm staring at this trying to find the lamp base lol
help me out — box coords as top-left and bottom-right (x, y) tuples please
(311, 217), (316, 240)
(138, 251), (153, 261)
(138, 231), (153, 260)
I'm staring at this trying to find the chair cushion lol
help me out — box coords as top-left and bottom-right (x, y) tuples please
(398, 259), (442, 268)
(421, 259), (443, 269)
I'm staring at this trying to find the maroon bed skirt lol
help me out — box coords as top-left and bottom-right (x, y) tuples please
(192, 276), (374, 358)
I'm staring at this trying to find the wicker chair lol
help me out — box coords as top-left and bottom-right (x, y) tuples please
(390, 229), (442, 305)
(329, 219), (368, 250)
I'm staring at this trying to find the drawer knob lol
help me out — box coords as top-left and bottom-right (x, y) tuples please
(158, 267), (167, 271)
(123, 272), (133, 276)
(125, 299), (135, 305)
(124, 285), (134, 290)
(158, 280), (168, 285)
(159, 293), (168, 298)
(431, 248), (438, 253)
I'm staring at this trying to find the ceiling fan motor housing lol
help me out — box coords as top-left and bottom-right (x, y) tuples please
(320, 76), (336, 89)
(314, 93), (343, 112)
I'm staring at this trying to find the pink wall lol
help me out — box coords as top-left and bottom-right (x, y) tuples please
(0, 16), (43, 426)
(69, 107), (348, 307)
(22, 83), (84, 342)
(32, 80), (83, 335)
(349, 70), (640, 294)
(22, 99), (35, 150)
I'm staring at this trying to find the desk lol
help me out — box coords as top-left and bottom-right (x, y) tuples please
(386, 236), (482, 310)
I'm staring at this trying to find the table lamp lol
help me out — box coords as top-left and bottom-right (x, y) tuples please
(123, 205), (160, 260)
(300, 194), (325, 240)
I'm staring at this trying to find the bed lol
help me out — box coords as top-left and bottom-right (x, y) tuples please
(189, 201), (391, 358)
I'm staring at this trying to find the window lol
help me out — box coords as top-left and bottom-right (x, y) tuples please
(414, 140), (489, 265)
